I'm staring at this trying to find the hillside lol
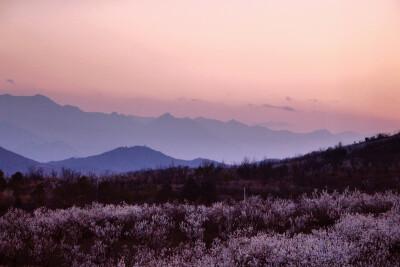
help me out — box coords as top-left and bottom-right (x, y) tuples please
(284, 132), (400, 171)
(260, 132), (400, 194)
(0, 146), (42, 174)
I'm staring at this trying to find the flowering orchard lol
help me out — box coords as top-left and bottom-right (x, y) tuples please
(1, 190), (400, 266)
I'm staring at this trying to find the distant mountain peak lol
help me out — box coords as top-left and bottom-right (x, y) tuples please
(152, 113), (180, 124)
(33, 93), (49, 99)
(30, 94), (55, 104)
(48, 145), (212, 174)
(158, 113), (175, 119)
(311, 129), (331, 135)
(111, 145), (152, 152)
(0, 93), (57, 105)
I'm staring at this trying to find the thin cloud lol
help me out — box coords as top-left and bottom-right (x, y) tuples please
(262, 103), (296, 112)
(309, 99), (318, 102)
(6, 79), (14, 84)
(286, 96), (292, 101)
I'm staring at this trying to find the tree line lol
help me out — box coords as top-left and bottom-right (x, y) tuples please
(0, 132), (399, 213)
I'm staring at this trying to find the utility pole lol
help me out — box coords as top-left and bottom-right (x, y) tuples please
(243, 187), (246, 202)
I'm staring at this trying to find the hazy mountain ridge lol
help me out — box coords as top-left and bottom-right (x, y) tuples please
(0, 94), (369, 162)
(0, 145), (215, 175)
(47, 146), (215, 174)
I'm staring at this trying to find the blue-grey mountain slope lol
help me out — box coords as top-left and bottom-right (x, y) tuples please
(47, 146), (214, 174)
(0, 146), (44, 174)
(0, 94), (369, 162)
(0, 94), (146, 161)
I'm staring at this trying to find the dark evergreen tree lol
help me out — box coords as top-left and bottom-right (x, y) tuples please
(155, 184), (175, 203)
(181, 178), (201, 202)
(0, 170), (6, 192)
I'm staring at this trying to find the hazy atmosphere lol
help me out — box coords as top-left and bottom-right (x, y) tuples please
(1, 0), (400, 133)
(2, 2), (400, 266)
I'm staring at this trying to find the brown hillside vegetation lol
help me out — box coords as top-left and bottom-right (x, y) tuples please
(0, 132), (399, 213)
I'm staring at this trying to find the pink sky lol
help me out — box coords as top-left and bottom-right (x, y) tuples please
(1, 0), (399, 133)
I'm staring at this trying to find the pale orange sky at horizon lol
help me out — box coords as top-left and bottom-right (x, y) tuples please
(1, 0), (399, 133)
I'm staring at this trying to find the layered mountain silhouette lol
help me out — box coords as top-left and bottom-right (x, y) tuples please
(0, 94), (369, 162)
(0, 146), (214, 175)
(48, 146), (213, 174)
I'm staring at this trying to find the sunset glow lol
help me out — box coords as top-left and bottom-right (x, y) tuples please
(1, 0), (399, 133)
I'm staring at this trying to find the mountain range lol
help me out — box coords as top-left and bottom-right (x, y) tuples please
(0, 145), (213, 175)
(0, 94), (369, 162)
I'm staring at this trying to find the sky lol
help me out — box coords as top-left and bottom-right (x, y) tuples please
(0, 0), (399, 133)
